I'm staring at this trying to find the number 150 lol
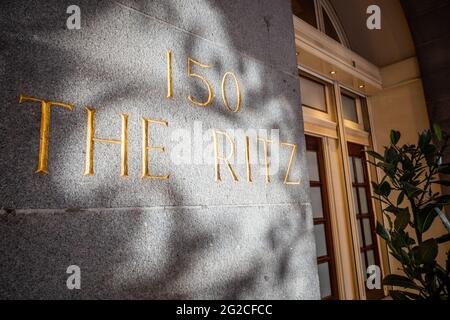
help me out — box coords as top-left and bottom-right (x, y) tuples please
(166, 50), (242, 113)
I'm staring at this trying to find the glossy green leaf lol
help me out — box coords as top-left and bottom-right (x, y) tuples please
(366, 150), (384, 161)
(419, 130), (432, 148)
(435, 180), (450, 187)
(376, 222), (390, 241)
(366, 127), (450, 299)
(416, 209), (438, 234)
(382, 274), (420, 290)
(385, 205), (401, 214)
(404, 183), (422, 198)
(435, 194), (450, 205)
(390, 130), (401, 145)
(433, 123), (443, 141)
(378, 181), (391, 197)
(423, 144), (437, 155)
(378, 162), (395, 172)
(389, 290), (421, 300)
(436, 233), (450, 244)
(393, 231), (416, 247)
(415, 239), (438, 264)
(389, 290), (410, 300)
(397, 191), (405, 206)
(394, 209), (409, 231)
(385, 147), (398, 164)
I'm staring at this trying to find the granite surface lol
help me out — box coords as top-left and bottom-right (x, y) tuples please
(0, 0), (320, 299)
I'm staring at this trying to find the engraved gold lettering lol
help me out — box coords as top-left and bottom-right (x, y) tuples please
(167, 50), (173, 99)
(187, 57), (213, 106)
(245, 135), (252, 182)
(141, 118), (170, 180)
(19, 95), (74, 174)
(213, 130), (238, 182)
(281, 142), (300, 185)
(221, 72), (241, 113)
(83, 108), (128, 177)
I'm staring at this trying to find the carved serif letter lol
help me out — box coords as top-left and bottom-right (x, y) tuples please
(213, 130), (238, 182)
(281, 142), (300, 185)
(83, 108), (128, 177)
(187, 57), (213, 107)
(141, 118), (170, 180)
(19, 95), (73, 174)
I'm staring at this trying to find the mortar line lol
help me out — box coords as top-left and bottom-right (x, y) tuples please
(1, 202), (311, 215)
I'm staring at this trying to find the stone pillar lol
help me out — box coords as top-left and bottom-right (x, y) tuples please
(0, 0), (319, 299)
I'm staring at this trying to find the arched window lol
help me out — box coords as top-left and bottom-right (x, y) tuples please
(292, 0), (350, 48)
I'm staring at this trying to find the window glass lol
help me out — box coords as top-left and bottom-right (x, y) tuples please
(363, 219), (373, 246)
(352, 187), (359, 214)
(318, 262), (332, 298)
(310, 187), (324, 219)
(367, 250), (375, 269)
(349, 143), (383, 298)
(359, 188), (368, 214)
(307, 135), (337, 299)
(300, 77), (327, 112)
(354, 157), (364, 183)
(307, 150), (320, 181)
(361, 255), (367, 280)
(357, 221), (364, 245)
(349, 157), (355, 183)
(342, 94), (358, 122)
(323, 8), (341, 43)
(314, 224), (328, 257)
(292, 0), (317, 28)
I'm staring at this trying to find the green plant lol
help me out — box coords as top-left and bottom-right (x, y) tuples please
(368, 125), (450, 300)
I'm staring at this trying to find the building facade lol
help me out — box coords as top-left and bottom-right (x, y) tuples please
(293, 0), (450, 299)
(0, 0), (448, 300)
(0, 0), (319, 299)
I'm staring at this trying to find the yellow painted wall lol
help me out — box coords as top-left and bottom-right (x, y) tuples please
(369, 57), (450, 273)
(297, 21), (449, 298)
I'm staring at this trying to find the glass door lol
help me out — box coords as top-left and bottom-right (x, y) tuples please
(347, 142), (384, 299)
(306, 135), (338, 299)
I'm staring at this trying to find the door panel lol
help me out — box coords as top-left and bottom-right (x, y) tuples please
(306, 135), (338, 300)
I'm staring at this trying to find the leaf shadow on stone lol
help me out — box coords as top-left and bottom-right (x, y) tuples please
(0, 0), (317, 299)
